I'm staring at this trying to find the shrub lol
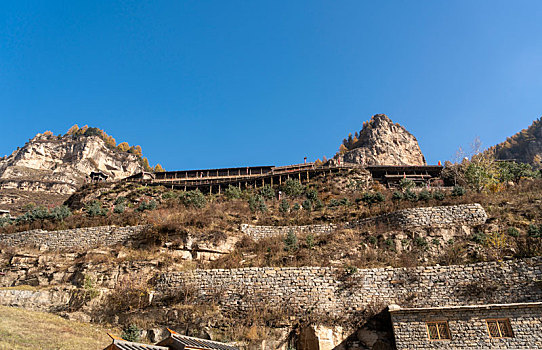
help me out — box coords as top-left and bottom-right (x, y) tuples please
(136, 200), (157, 212)
(16, 205), (72, 223)
(180, 190), (206, 209)
(399, 178), (415, 191)
(85, 201), (108, 217)
(305, 188), (319, 202)
(49, 205), (72, 221)
(368, 236), (377, 245)
(414, 237), (428, 248)
(224, 185), (242, 200)
(374, 191), (385, 203)
(162, 191), (178, 200)
(283, 179), (304, 197)
(302, 199), (312, 212)
(248, 195), (267, 213)
(418, 189), (431, 201)
(528, 224), (541, 238)
(292, 203), (301, 211)
(432, 191), (445, 201)
(344, 265), (358, 275)
(392, 191), (403, 201)
(115, 196), (127, 205)
(507, 227), (520, 238)
(328, 199), (340, 209)
(260, 185), (275, 200)
(279, 199), (290, 213)
(0, 217), (11, 227)
(471, 232), (487, 244)
(113, 203), (126, 214)
(121, 324), (141, 342)
(452, 185), (466, 197)
(339, 197), (350, 206)
(284, 230), (298, 251)
(404, 189), (418, 202)
(314, 198), (324, 211)
(306, 234), (315, 249)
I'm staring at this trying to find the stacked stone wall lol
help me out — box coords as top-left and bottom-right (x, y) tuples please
(241, 204), (487, 240)
(0, 225), (146, 250)
(391, 303), (542, 349)
(156, 257), (542, 317)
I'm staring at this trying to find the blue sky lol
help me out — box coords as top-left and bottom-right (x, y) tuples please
(2, 1), (542, 169)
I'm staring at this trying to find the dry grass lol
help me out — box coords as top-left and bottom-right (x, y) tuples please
(0, 305), (118, 350)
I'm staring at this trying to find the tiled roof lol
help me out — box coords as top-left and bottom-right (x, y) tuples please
(111, 339), (169, 350)
(170, 333), (239, 350)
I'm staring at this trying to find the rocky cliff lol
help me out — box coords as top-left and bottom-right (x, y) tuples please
(487, 117), (542, 168)
(0, 132), (144, 211)
(341, 114), (426, 166)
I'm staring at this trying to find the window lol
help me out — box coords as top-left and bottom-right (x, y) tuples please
(426, 321), (451, 340)
(486, 319), (514, 338)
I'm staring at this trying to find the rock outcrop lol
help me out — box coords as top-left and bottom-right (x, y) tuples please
(342, 114), (426, 166)
(0, 132), (143, 194)
(0, 132), (144, 212)
(487, 117), (542, 168)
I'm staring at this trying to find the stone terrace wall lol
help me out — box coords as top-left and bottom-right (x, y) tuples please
(0, 225), (146, 251)
(156, 257), (542, 317)
(349, 203), (488, 230)
(391, 303), (542, 349)
(241, 223), (337, 240)
(241, 204), (488, 240)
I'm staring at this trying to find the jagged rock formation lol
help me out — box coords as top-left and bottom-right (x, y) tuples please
(0, 132), (144, 211)
(487, 117), (542, 168)
(341, 114), (426, 166)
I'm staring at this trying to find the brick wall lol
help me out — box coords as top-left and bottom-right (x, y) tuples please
(390, 303), (542, 349)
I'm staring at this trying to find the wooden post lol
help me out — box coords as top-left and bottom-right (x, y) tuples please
(271, 177), (273, 186)
(218, 184), (221, 194)
(210, 185), (212, 194)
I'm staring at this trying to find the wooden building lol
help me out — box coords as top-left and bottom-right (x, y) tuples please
(157, 329), (239, 350)
(366, 165), (443, 187)
(103, 334), (169, 350)
(103, 330), (238, 350)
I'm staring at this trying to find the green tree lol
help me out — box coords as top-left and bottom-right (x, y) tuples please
(279, 199), (290, 213)
(180, 190), (206, 209)
(283, 179), (304, 197)
(121, 324), (141, 342)
(260, 185), (275, 200)
(284, 230), (298, 251)
(224, 185), (242, 199)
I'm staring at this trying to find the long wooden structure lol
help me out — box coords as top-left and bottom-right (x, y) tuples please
(123, 163), (443, 193)
(123, 163), (354, 193)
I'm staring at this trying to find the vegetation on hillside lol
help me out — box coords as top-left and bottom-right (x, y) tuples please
(486, 117), (542, 168)
(0, 305), (118, 350)
(64, 124), (164, 173)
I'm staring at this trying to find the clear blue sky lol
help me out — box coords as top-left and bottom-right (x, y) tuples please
(2, 1), (542, 169)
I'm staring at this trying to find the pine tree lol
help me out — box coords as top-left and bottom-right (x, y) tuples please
(153, 164), (165, 172)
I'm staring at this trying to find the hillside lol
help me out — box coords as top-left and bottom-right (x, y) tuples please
(339, 114), (426, 166)
(488, 117), (542, 168)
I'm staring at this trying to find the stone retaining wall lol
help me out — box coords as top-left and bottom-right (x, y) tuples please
(241, 204), (488, 240)
(0, 225), (146, 250)
(156, 257), (542, 318)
